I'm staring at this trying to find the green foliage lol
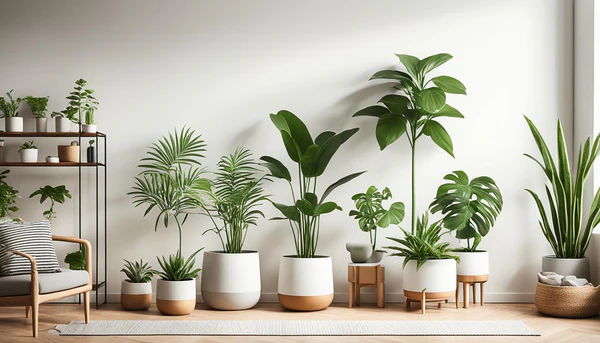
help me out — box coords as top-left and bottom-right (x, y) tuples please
(0, 90), (22, 118)
(353, 53), (466, 234)
(430, 171), (503, 252)
(18, 141), (37, 151)
(157, 249), (202, 281)
(51, 107), (78, 123)
(0, 170), (19, 220)
(64, 245), (86, 270)
(24, 96), (49, 118)
(385, 213), (459, 270)
(524, 116), (600, 258)
(349, 186), (405, 251)
(202, 147), (269, 253)
(52, 79), (98, 124)
(261, 110), (365, 258)
(121, 259), (158, 283)
(89, 139), (95, 146)
(29, 185), (72, 220)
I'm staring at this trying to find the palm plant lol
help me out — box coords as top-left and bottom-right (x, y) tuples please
(524, 116), (600, 258)
(430, 171), (503, 252)
(121, 259), (158, 283)
(353, 53), (466, 234)
(349, 186), (405, 252)
(0, 90), (22, 118)
(29, 185), (72, 220)
(202, 147), (269, 253)
(261, 110), (365, 258)
(0, 170), (19, 220)
(24, 96), (49, 118)
(385, 212), (459, 270)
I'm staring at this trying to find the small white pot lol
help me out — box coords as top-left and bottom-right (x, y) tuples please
(5, 117), (23, 132)
(201, 250), (261, 310)
(403, 259), (456, 296)
(156, 279), (196, 316)
(121, 280), (152, 310)
(35, 118), (47, 133)
(542, 255), (590, 280)
(55, 117), (72, 132)
(278, 255), (334, 311)
(454, 251), (489, 276)
(20, 149), (38, 163)
(82, 124), (97, 133)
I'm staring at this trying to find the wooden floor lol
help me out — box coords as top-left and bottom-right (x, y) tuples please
(1, 302), (599, 342)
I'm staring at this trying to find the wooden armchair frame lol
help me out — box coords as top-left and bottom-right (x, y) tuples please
(0, 235), (92, 337)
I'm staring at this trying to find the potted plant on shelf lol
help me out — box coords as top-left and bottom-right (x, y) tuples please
(0, 170), (19, 221)
(200, 147), (269, 310)
(524, 116), (600, 279)
(25, 96), (50, 132)
(430, 171), (503, 285)
(348, 186), (405, 263)
(18, 141), (38, 163)
(261, 110), (364, 311)
(51, 107), (78, 132)
(66, 79), (98, 133)
(83, 107), (97, 133)
(385, 213), (459, 314)
(29, 185), (72, 220)
(128, 127), (211, 316)
(0, 90), (23, 132)
(120, 259), (158, 310)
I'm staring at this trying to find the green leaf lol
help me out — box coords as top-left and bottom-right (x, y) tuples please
(272, 202), (299, 222)
(418, 53), (452, 75)
(260, 156), (291, 182)
(270, 110), (313, 156)
(395, 54), (421, 78)
(379, 94), (410, 114)
(321, 171), (366, 203)
(375, 114), (407, 150)
(376, 202), (406, 228)
(370, 70), (413, 83)
(315, 201), (342, 215)
(315, 131), (336, 146)
(432, 104), (464, 119)
(423, 120), (454, 157)
(430, 76), (466, 95)
(353, 105), (390, 118)
(417, 88), (446, 113)
(296, 199), (316, 216)
(299, 128), (359, 177)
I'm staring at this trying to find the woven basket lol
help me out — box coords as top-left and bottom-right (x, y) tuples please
(534, 282), (600, 318)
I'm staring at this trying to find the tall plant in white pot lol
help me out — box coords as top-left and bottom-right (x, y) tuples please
(261, 110), (364, 311)
(129, 127), (211, 315)
(0, 90), (23, 132)
(199, 147), (269, 310)
(25, 96), (50, 133)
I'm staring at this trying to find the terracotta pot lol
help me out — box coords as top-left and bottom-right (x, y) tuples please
(58, 145), (79, 162)
(201, 250), (261, 310)
(542, 256), (590, 279)
(156, 279), (196, 315)
(35, 118), (47, 133)
(121, 280), (152, 310)
(277, 255), (334, 311)
(5, 117), (23, 132)
(403, 259), (457, 302)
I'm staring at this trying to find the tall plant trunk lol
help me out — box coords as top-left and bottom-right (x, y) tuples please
(411, 142), (416, 234)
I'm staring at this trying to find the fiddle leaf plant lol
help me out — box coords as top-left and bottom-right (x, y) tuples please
(353, 53), (466, 233)
(430, 171), (503, 252)
(349, 186), (405, 252)
(29, 185), (72, 220)
(0, 90), (22, 118)
(261, 110), (365, 258)
(24, 96), (49, 118)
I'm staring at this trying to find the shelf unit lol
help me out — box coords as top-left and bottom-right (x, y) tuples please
(0, 131), (107, 308)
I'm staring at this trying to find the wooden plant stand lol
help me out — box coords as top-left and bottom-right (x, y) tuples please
(405, 290), (454, 314)
(456, 275), (488, 309)
(348, 263), (385, 308)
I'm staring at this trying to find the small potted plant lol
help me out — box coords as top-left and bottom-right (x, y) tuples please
(200, 147), (269, 310)
(66, 78), (97, 133)
(29, 185), (72, 220)
(19, 141), (38, 163)
(87, 140), (96, 163)
(120, 259), (157, 310)
(348, 186), (405, 263)
(0, 90), (23, 132)
(24, 96), (50, 132)
(83, 107), (97, 133)
(51, 107), (78, 132)
(0, 170), (19, 220)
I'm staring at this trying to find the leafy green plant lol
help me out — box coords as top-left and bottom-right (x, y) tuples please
(51, 79), (98, 124)
(260, 110), (365, 258)
(349, 186), (405, 252)
(64, 245), (86, 270)
(51, 106), (78, 123)
(353, 53), (466, 234)
(524, 116), (600, 258)
(121, 259), (158, 283)
(202, 147), (269, 253)
(29, 185), (72, 220)
(0, 90), (22, 118)
(24, 96), (49, 118)
(430, 171), (503, 252)
(18, 141), (37, 151)
(0, 170), (19, 220)
(157, 249), (203, 281)
(89, 139), (95, 146)
(385, 212), (459, 270)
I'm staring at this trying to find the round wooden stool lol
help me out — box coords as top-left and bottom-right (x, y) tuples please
(456, 275), (488, 309)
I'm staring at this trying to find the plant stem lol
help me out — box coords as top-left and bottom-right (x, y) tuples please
(411, 137), (416, 235)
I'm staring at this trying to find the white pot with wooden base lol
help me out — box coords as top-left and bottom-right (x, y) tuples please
(403, 259), (457, 314)
(120, 280), (152, 310)
(278, 255), (334, 311)
(201, 250), (261, 310)
(156, 279), (196, 315)
(454, 251), (488, 309)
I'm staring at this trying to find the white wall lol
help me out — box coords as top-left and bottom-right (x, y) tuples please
(0, 0), (573, 303)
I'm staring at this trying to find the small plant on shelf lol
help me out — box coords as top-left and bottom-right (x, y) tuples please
(24, 96), (49, 118)
(121, 259), (158, 283)
(18, 141), (38, 163)
(0, 170), (19, 221)
(29, 185), (72, 220)
(0, 90), (22, 118)
(51, 107), (79, 123)
(18, 141), (37, 151)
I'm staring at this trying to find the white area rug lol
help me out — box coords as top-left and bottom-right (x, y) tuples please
(54, 320), (539, 336)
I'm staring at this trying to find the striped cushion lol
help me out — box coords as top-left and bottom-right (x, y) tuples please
(0, 220), (61, 276)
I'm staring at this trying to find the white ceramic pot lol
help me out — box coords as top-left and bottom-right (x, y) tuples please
(45, 156), (59, 163)
(5, 117), (23, 132)
(20, 149), (38, 163)
(278, 255), (334, 311)
(542, 255), (590, 280)
(121, 280), (152, 310)
(82, 124), (97, 133)
(55, 117), (72, 132)
(403, 259), (456, 299)
(201, 250), (261, 310)
(455, 251), (489, 276)
(156, 279), (196, 316)
(35, 118), (47, 133)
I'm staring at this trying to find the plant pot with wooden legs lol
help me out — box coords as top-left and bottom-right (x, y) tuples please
(25, 96), (49, 133)
(0, 90), (23, 132)
(120, 259), (157, 310)
(129, 127), (211, 316)
(260, 110), (364, 311)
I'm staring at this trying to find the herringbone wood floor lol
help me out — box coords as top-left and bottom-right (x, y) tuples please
(1, 303), (599, 342)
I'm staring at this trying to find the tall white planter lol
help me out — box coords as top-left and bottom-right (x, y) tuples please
(5, 117), (23, 132)
(403, 259), (456, 312)
(201, 250), (261, 310)
(156, 279), (196, 316)
(455, 251), (489, 277)
(55, 117), (72, 132)
(121, 280), (152, 310)
(278, 255), (333, 311)
(20, 149), (38, 163)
